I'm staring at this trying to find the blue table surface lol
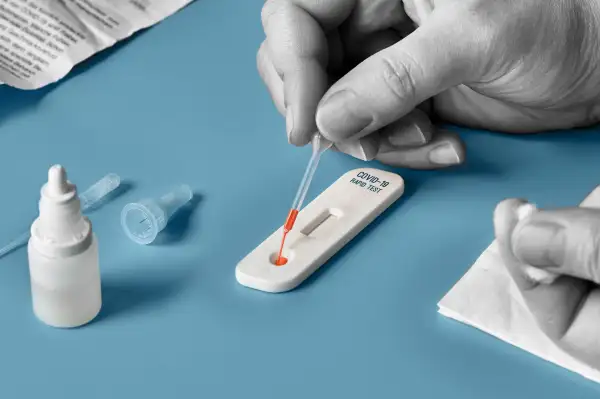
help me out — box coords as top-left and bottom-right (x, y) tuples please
(1, 1), (600, 398)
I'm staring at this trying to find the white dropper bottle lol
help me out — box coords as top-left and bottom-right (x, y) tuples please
(28, 165), (102, 328)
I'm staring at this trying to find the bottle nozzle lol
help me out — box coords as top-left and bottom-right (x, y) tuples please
(47, 165), (70, 197)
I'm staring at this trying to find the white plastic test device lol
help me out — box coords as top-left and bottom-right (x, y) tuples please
(236, 168), (405, 293)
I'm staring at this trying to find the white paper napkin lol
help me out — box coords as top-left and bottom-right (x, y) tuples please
(438, 186), (600, 384)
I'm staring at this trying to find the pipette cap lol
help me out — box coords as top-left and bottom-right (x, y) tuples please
(121, 185), (193, 245)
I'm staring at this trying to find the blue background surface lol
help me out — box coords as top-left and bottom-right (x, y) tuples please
(1, 0), (600, 397)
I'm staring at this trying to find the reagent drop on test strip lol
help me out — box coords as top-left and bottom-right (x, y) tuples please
(27, 165), (102, 328)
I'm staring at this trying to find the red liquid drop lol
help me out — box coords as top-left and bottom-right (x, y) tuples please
(275, 256), (288, 266)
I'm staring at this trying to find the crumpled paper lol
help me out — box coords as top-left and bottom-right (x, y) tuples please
(438, 186), (600, 384)
(0, 0), (193, 89)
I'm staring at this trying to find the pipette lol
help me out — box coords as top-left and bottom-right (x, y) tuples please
(275, 133), (332, 266)
(0, 173), (121, 259)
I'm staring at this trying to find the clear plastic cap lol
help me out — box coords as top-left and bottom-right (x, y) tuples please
(121, 185), (193, 245)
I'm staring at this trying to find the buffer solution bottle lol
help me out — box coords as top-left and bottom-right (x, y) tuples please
(28, 165), (102, 328)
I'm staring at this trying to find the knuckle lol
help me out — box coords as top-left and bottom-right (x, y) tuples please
(262, 0), (300, 33)
(379, 53), (420, 105)
(261, 0), (285, 30)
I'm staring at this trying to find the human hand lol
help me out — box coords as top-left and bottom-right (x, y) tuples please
(258, 0), (600, 169)
(495, 199), (600, 368)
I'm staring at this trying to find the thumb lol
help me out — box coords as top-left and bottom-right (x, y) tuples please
(512, 207), (600, 284)
(315, 8), (486, 142)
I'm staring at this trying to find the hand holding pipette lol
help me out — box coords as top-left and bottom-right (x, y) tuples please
(275, 133), (332, 265)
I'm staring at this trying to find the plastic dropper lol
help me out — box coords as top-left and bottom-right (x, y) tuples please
(79, 173), (122, 210)
(275, 133), (332, 266)
(0, 173), (121, 259)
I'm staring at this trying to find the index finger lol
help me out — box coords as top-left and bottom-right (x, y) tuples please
(261, 0), (353, 145)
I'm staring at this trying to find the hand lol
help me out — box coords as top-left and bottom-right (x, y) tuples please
(495, 199), (600, 369)
(258, 0), (600, 169)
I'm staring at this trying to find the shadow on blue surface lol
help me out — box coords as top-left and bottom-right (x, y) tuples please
(0, 28), (148, 130)
(62, 29), (149, 84)
(95, 270), (191, 323)
(154, 193), (202, 245)
(456, 124), (600, 150)
(451, 148), (506, 177)
(0, 85), (54, 129)
(521, 127), (600, 149)
(402, 125), (600, 188)
(495, 125), (599, 140)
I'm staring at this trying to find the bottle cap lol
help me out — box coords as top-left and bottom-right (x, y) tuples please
(30, 165), (92, 258)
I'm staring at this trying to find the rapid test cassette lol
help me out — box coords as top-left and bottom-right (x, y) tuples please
(235, 168), (405, 293)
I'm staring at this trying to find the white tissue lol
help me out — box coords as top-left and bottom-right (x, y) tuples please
(438, 187), (600, 384)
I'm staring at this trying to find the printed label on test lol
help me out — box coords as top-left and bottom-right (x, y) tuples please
(349, 171), (391, 193)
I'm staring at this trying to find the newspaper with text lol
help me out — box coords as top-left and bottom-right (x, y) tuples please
(0, 0), (193, 89)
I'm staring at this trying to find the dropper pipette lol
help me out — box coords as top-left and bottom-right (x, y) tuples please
(275, 133), (332, 265)
(0, 173), (121, 259)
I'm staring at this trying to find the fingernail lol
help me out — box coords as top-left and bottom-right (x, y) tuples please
(358, 136), (380, 160)
(388, 121), (431, 147)
(428, 143), (461, 165)
(334, 140), (368, 161)
(516, 203), (537, 221)
(317, 90), (373, 140)
(286, 108), (294, 143)
(513, 222), (566, 268)
(334, 136), (379, 161)
(523, 265), (559, 285)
